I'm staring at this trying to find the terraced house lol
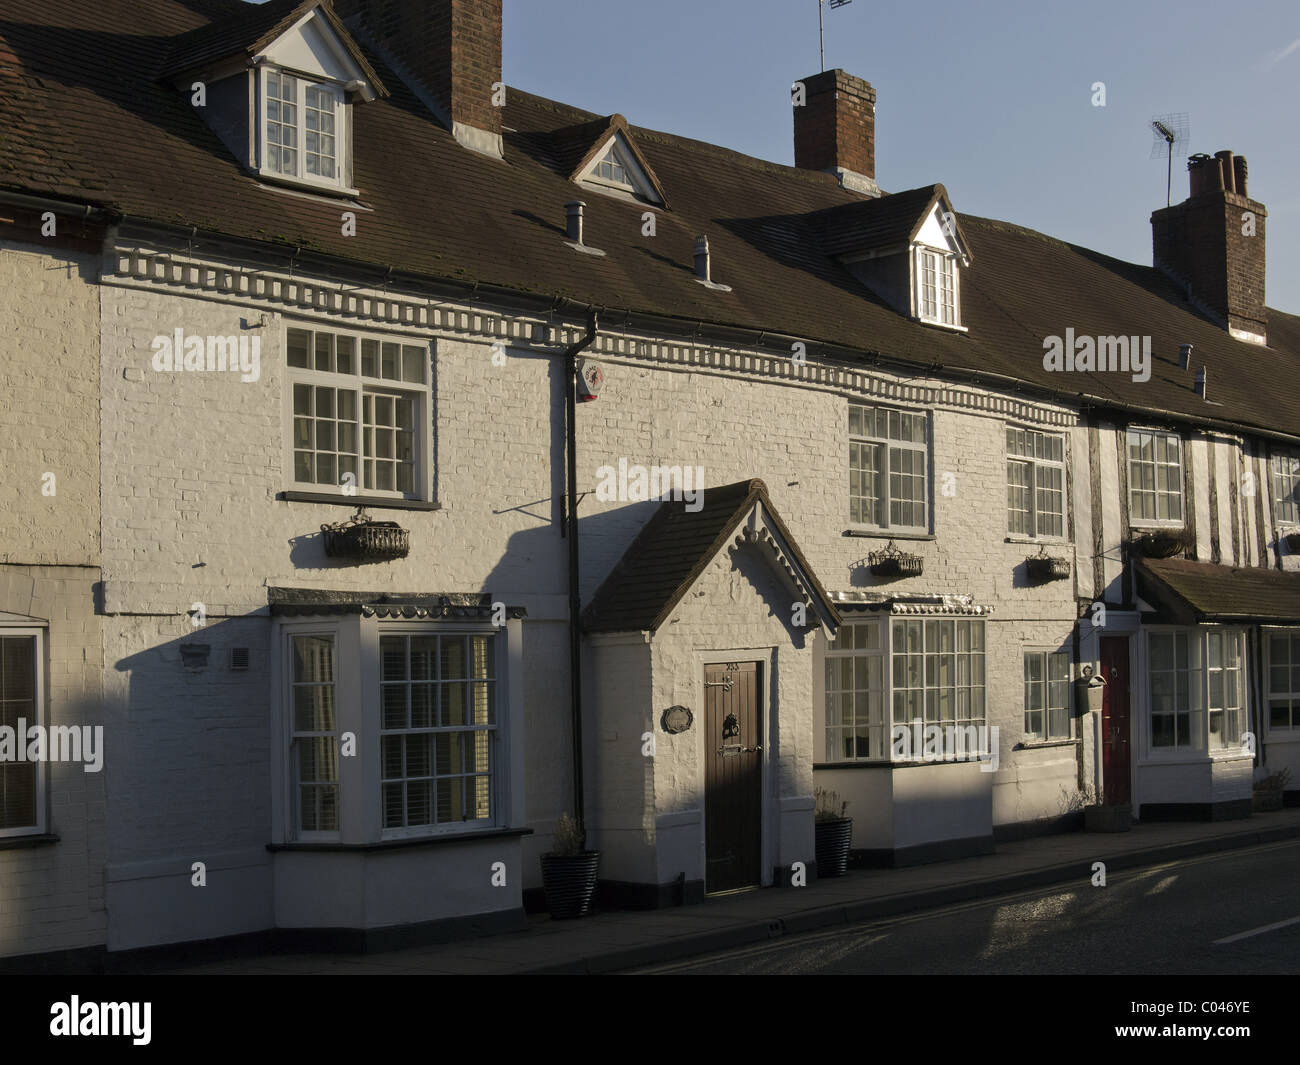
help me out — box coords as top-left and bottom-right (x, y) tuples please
(1, 0), (1298, 966)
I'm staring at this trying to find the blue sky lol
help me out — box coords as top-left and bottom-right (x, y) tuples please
(501, 0), (1300, 314)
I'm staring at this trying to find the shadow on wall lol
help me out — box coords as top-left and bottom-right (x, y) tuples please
(109, 614), (272, 858)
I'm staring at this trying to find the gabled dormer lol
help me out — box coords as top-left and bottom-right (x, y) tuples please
(811, 183), (971, 331)
(567, 116), (668, 208)
(163, 0), (387, 197)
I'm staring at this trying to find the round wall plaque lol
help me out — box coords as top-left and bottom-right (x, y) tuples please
(661, 705), (694, 735)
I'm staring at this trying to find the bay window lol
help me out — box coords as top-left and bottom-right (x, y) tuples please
(1147, 627), (1245, 753)
(1266, 629), (1300, 730)
(278, 618), (509, 844)
(823, 617), (987, 762)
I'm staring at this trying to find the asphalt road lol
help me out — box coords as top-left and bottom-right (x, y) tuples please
(631, 840), (1300, 974)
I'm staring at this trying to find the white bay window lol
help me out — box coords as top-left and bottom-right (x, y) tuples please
(1146, 627), (1245, 753)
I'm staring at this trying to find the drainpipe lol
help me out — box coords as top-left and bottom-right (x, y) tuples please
(564, 310), (599, 839)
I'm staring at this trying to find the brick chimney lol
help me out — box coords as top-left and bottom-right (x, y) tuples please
(1151, 150), (1267, 344)
(793, 69), (880, 197)
(333, 0), (503, 159)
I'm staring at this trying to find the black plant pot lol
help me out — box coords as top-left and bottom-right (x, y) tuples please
(540, 852), (601, 919)
(1130, 530), (1189, 559)
(814, 818), (853, 877)
(1025, 556), (1072, 582)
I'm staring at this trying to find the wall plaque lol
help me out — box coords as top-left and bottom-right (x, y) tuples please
(661, 705), (694, 734)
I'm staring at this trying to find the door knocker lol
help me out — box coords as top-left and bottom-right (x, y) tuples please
(722, 712), (740, 739)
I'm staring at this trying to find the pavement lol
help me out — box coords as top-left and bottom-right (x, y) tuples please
(162, 808), (1300, 975)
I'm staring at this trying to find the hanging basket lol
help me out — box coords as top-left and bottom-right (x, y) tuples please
(1284, 532), (1300, 553)
(868, 540), (923, 578)
(321, 508), (410, 561)
(1025, 551), (1072, 582)
(1129, 529), (1191, 559)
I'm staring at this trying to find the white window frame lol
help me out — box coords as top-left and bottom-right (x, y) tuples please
(1006, 425), (1067, 539)
(824, 619), (886, 761)
(1264, 626), (1300, 733)
(1023, 648), (1072, 742)
(848, 402), (930, 533)
(820, 617), (988, 764)
(913, 246), (959, 327)
(1144, 626), (1248, 757)
(283, 323), (432, 501)
(275, 618), (510, 845)
(575, 135), (663, 205)
(378, 628), (500, 840)
(286, 629), (340, 841)
(0, 626), (47, 838)
(1127, 428), (1185, 528)
(257, 65), (351, 193)
(1270, 450), (1300, 527)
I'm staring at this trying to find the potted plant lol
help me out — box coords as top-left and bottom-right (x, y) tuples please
(540, 812), (600, 919)
(814, 788), (853, 877)
(1252, 768), (1291, 813)
(1082, 785), (1132, 832)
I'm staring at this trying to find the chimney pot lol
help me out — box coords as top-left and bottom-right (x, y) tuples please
(1215, 150), (1236, 194)
(694, 235), (711, 282)
(565, 201), (585, 244)
(1178, 343), (1192, 369)
(1187, 153), (1213, 197)
(1233, 156), (1249, 198)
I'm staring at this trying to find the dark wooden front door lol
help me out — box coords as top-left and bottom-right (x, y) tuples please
(1099, 636), (1132, 805)
(705, 661), (762, 894)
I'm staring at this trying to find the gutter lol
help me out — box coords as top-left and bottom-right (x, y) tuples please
(0, 189), (111, 222)
(564, 310), (599, 840)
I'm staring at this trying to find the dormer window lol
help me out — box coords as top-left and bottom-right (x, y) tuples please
(917, 248), (957, 326)
(161, 1), (386, 200)
(591, 143), (633, 191)
(573, 125), (666, 206)
(263, 69), (342, 186)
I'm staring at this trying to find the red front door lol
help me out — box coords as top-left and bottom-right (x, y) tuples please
(1099, 636), (1132, 805)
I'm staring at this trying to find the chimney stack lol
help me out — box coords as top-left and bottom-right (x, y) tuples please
(793, 69), (880, 197)
(1152, 149), (1267, 345)
(333, 0), (503, 159)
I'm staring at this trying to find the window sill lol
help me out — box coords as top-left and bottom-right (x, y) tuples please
(1005, 535), (1072, 547)
(0, 832), (59, 850)
(254, 171), (362, 200)
(1015, 738), (1079, 750)
(267, 826), (532, 853)
(843, 528), (934, 541)
(279, 491), (442, 512)
(914, 317), (969, 334)
(1129, 522), (1187, 532)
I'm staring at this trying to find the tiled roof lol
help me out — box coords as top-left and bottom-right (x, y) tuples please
(1, 0), (1299, 439)
(1137, 558), (1300, 623)
(810, 183), (948, 256)
(161, 0), (387, 94)
(582, 479), (839, 633)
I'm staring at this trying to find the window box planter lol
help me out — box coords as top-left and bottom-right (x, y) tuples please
(814, 817), (853, 877)
(1025, 552), (1071, 582)
(1129, 529), (1191, 559)
(868, 541), (923, 579)
(1083, 803), (1131, 832)
(321, 508), (410, 561)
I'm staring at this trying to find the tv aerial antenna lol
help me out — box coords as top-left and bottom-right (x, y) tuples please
(819, 0), (853, 72)
(1150, 113), (1190, 207)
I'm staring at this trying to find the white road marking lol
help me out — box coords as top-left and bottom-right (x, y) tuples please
(1213, 914), (1300, 945)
